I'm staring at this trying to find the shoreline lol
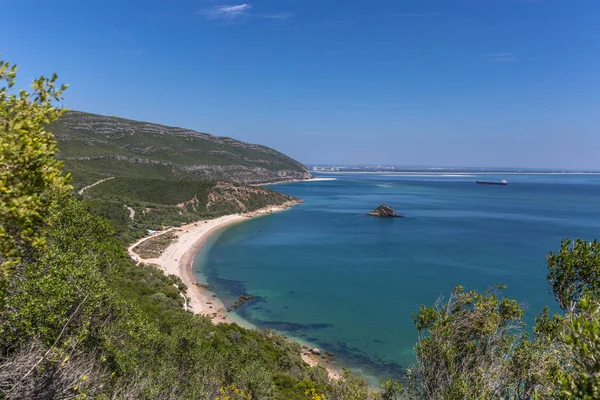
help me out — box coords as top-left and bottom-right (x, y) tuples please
(129, 215), (246, 323)
(255, 177), (337, 187)
(128, 201), (343, 380)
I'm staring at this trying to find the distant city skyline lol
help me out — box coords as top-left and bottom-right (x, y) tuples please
(3, 0), (599, 169)
(307, 164), (600, 173)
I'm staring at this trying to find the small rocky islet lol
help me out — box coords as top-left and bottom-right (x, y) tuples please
(367, 204), (403, 218)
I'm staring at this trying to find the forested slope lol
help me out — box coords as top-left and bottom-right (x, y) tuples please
(53, 111), (312, 188)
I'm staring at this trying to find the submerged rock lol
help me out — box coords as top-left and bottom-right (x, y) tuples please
(232, 294), (256, 309)
(367, 204), (402, 218)
(194, 282), (213, 290)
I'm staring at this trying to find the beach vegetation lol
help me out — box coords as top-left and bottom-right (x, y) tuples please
(80, 176), (299, 244)
(404, 238), (600, 400)
(547, 238), (600, 311)
(132, 230), (178, 259)
(405, 286), (562, 399)
(558, 295), (600, 399)
(0, 58), (71, 299)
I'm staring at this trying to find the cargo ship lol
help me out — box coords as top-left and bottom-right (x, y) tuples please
(476, 179), (508, 186)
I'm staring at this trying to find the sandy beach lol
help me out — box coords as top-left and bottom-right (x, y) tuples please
(128, 203), (298, 323)
(127, 200), (343, 379)
(129, 214), (245, 323)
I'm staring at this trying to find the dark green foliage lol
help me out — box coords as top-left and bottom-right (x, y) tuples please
(0, 197), (329, 399)
(547, 238), (600, 311)
(407, 237), (600, 400)
(79, 177), (298, 243)
(85, 197), (133, 238)
(408, 289), (565, 400)
(1, 198), (117, 347)
(85, 176), (215, 206)
(409, 286), (530, 399)
(558, 296), (600, 399)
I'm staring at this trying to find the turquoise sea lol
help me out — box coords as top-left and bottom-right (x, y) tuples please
(193, 173), (600, 381)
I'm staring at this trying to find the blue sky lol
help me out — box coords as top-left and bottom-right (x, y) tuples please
(2, 0), (599, 169)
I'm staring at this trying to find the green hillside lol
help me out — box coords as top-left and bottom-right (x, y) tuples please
(82, 177), (301, 243)
(53, 111), (312, 188)
(1, 197), (339, 399)
(48, 111), (311, 243)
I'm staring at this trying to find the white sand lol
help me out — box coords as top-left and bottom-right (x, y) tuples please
(138, 215), (246, 323)
(128, 203), (298, 324)
(128, 201), (342, 378)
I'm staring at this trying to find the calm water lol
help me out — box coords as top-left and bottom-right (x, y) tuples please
(194, 173), (600, 381)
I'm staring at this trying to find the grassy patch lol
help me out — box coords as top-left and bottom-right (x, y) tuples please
(133, 231), (178, 259)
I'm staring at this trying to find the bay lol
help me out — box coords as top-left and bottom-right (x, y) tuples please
(194, 173), (600, 381)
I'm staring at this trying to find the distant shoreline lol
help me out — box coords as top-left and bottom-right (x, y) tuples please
(256, 177), (337, 186)
(312, 171), (600, 175)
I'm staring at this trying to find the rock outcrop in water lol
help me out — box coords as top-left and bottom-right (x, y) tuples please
(367, 205), (402, 218)
(232, 294), (256, 309)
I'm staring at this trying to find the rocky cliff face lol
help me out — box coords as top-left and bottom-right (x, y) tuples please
(200, 181), (300, 214)
(53, 111), (312, 185)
